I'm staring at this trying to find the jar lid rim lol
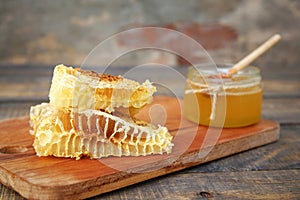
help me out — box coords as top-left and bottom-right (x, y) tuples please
(189, 64), (260, 75)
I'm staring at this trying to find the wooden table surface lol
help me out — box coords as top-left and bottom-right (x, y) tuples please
(0, 64), (299, 199)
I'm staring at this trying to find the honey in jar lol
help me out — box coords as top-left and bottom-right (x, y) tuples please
(184, 65), (262, 128)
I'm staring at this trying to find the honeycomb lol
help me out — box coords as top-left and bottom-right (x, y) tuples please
(49, 64), (156, 113)
(30, 64), (173, 159)
(30, 103), (173, 159)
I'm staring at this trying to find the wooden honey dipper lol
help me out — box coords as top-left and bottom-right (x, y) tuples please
(228, 34), (282, 76)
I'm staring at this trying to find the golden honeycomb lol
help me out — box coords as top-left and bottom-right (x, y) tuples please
(30, 103), (173, 159)
(30, 64), (173, 159)
(49, 64), (156, 113)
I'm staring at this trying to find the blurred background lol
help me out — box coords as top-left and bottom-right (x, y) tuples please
(0, 0), (299, 69)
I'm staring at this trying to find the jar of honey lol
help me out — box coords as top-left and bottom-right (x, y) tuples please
(183, 64), (263, 128)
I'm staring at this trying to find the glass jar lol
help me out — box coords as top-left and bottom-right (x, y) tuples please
(183, 64), (263, 128)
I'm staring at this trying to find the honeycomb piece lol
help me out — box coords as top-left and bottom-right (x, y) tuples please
(30, 103), (173, 159)
(49, 64), (156, 113)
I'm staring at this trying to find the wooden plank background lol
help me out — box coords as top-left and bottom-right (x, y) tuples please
(0, 64), (299, 199)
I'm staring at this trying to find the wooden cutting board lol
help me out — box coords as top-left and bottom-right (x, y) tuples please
(0, 96), (279, 200)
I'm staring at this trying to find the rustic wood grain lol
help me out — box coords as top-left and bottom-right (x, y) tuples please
(0, 102), (37, 120)
(262, 98), (300, 124)
(102, 170), (300, 200)
(0, 97), (279, 199)
(262, 79), (300, 98)
(2, 169), (298, 200)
